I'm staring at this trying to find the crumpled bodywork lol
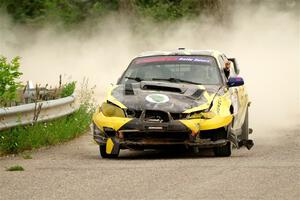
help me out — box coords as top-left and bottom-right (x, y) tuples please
(111, 81), (209, 113)
(93, 82), (233, 139)
(92, 50), (251, 155)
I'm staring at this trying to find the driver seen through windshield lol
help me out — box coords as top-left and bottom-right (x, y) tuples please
(120, 56), (221, 85)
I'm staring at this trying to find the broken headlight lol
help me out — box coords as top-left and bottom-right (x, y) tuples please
(188, 110), (216, 119)
(101, 102), (126, 118)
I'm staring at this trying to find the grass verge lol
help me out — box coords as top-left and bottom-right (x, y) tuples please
(6, 165), (24, 171)
(0, 105), (92, 155)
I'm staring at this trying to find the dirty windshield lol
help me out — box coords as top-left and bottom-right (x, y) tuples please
(120, 56), (221, 85)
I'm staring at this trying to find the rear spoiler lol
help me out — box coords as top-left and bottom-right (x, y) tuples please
(228, 58), (240, 75)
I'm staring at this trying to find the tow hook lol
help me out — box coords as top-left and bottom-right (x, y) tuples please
(238, 140), (254, 150)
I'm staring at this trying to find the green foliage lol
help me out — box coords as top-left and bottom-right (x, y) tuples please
(61, 81), (76, 97)
(0, 105), (92, 154)
(6, 165), (24, 171)
(134, 0), (183, 21)
(134, 0), (223, 21)
(45, 0), (87, 26)
(2, 0), (119, 26)
(4, 0), (46, 23)
(1, 0), (223, 25)
(0, 56), (23, 106)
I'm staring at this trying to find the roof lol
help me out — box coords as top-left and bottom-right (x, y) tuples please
(136, 49), (222, 58)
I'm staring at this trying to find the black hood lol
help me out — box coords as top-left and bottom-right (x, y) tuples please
(111, 81), (219, 113)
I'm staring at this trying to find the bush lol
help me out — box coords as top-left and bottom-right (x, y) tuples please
(0, 56), (23, 107)
(61, 81), (76, 97)
(0, 105), (92, 154)
(6, 165), (24, 171)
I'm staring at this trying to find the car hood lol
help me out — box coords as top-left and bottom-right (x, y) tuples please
(110, 81), (221, 113)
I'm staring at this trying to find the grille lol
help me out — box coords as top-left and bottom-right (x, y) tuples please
(126, 109), (142, 118)
(144, 110), (170, 122)
(170, 113), (189, 120)
(123, 131), (189, 141)
(126, 110), (188, 120)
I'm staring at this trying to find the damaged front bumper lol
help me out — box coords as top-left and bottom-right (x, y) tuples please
(92, 116), (230, 149)
(92, 108), (235, 153)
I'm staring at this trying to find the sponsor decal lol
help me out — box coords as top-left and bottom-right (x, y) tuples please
(145, 94), (170, 104)
(135, 57), (211, 64)
(177, 57), (211, 63)
(147, 126), (163, 130)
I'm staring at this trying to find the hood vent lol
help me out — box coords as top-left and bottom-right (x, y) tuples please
(125, 83), (134, 95)
(191, 89), (204, 99)
(142, 85), (182, 93)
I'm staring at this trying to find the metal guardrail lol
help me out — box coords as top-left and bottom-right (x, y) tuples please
(0, 94), (77, 131)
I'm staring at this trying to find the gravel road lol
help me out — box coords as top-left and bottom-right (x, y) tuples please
(1, 125), (299, 200)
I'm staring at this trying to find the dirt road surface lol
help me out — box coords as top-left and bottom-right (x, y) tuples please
(1, 125), (299, 200)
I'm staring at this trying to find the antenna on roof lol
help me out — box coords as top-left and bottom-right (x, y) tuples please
(178, 47), (185, 50)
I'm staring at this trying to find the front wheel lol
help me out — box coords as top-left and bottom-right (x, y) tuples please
(213, 142), (232, 157)
(99, 145), (119, 158)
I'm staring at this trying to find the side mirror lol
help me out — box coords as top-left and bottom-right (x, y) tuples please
(227, 77), (244, 87)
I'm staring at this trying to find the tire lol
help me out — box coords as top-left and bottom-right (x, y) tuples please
(240, 107), (249, 141)
(99, 145), (119, 159)
(213, 142), (232, 157)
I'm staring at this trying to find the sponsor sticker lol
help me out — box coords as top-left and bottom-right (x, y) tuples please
(145, 94), (169, 104)
(135, 57), (211, 64)
(177, 57), (211, 63)
(147, 126), (163, 130)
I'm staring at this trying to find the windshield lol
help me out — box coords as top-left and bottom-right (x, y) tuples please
(119, 56), (221, 85)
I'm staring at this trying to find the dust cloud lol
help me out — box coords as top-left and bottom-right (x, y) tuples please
(0, 2), (299, 136)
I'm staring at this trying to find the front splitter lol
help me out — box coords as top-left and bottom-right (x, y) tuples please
(94, 136), (228, 148)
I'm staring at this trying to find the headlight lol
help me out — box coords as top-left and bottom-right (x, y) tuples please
(101, 102), (126, 118)
(188, 110), (216, 119)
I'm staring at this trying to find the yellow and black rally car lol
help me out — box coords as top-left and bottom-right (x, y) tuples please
(92, 49), (254, 158)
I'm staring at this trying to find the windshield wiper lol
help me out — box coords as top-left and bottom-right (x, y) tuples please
(152, 78), (200, 85)
(125, 76), (144, 82)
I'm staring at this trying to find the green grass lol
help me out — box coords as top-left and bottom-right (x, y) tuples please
(61, 81), (76, 97)
(6, 165), (24, 171)
(0, 105), (92, 155)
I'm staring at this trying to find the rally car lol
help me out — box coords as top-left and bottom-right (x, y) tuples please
(92, 49), (254, 158)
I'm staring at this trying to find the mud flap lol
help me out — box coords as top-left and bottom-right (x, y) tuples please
(228, 132), (238, 148)
(106, 138), (120, 154)
(227, 123), (238, 148)
(238, 139), (254, 150)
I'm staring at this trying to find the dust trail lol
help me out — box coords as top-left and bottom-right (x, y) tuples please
(0, 2), (299, 137)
